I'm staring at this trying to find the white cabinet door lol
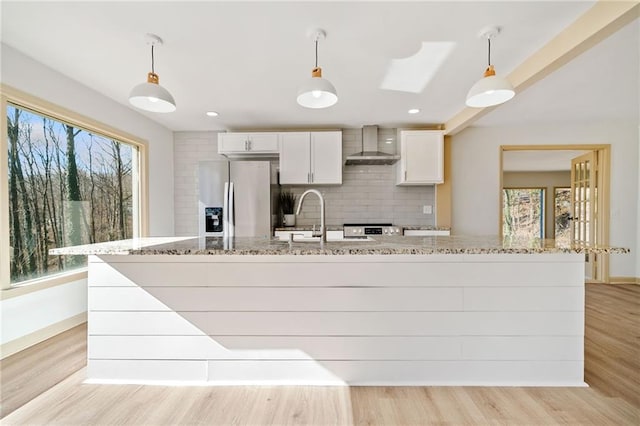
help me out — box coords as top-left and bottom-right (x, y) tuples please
(218, 133), (279, 154)
(218, 133), (249, 153)
(246, 133), (279, 152)
(279, 131), (342, 185)
(397, 130), (444, 185)
(311, 131), (342, 185)
(279, 132), (311, 184)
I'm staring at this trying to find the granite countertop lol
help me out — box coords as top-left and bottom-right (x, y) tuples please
(50, 235), (630, 256)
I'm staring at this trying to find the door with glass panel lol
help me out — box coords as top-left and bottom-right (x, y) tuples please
(570, 152), (596, 280)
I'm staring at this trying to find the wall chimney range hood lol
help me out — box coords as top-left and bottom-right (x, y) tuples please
(345, 125), (399, 165)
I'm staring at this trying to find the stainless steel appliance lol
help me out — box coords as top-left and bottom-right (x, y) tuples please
(198, 161), (272, 238)
(344, 125), (399, 166)
(343, 223), (401, 237)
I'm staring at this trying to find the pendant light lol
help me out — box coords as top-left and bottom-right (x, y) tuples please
(129, 33), (176, 113)
(297, 29), (338, 109)
(466, 27), (515, 108)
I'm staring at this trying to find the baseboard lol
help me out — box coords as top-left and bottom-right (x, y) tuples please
(0, 312), (87, 359)
(607, 276), (640, 285)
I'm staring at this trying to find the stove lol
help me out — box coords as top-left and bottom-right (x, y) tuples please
(343, 223), (401, 237)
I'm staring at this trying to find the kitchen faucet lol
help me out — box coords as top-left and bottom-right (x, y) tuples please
(295, 189), (326, 243)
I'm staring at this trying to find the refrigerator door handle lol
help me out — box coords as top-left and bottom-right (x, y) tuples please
(223, 182), (230, 237)
(228, 182), (235, 237)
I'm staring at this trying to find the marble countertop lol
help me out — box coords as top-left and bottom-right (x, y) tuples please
(50, 235), (630, 256)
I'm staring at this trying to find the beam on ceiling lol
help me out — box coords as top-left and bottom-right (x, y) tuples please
(444, 0), (639, 135)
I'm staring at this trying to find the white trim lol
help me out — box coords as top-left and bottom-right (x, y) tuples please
(0, 313), (86, 359)
(0, 83), (149, 290)
(0, 270), (87, 301)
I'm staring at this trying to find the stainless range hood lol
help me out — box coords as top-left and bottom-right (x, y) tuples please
(345, 125), (399, 165)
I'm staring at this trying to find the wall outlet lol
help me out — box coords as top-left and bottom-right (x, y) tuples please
(423, 205), (433, 215)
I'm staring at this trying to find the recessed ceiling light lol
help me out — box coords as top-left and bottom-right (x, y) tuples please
(206, 111), (219, 117)
(408, 108), (420, 114)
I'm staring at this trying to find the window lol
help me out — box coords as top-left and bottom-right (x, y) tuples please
(554, 187), (571, 246)
(502, 188), (545, 240)
(5, 102), (141, 285)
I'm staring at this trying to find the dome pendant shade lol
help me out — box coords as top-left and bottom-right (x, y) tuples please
(129, 72), (176, 113)
(465, 65), (514, 108)
(128, 34), (176, 113)
(297, 67), (338, 109)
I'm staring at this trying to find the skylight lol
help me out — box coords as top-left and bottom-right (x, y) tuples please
(380, 41), (456, 93)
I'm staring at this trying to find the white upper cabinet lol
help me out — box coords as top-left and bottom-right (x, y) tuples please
(310, 131), (342, 184)
(279, 131), (342, 185)
(396, 130), (444, 185)
(279, 132), (311, 184)
(218, 132), (279, 156)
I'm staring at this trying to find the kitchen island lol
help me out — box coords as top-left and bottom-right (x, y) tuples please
(52, 236), (628, 386)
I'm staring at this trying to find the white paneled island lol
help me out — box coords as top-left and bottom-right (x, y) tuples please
(52, 236), (628, 386)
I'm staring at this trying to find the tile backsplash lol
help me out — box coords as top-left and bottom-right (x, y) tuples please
(174, 129), (435, 236)
(287, 129), (435, 227)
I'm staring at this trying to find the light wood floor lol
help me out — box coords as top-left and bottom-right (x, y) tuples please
(2, 284), (638, 425)
(0, 322), (87, 418)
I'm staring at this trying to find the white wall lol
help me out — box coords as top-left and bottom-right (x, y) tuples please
(1, 44), (175, 350)
(452, 121), (639, 277)
(1, 279), (86, 345)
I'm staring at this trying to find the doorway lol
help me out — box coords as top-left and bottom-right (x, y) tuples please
(500, 145), (611, 283)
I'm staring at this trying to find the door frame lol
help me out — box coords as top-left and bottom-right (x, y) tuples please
(499, 144), (611, 283)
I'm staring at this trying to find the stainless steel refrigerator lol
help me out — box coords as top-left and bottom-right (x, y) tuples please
(198, 161), (272, 238)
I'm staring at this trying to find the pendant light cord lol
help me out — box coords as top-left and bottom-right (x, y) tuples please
(151, 44), (156, 73)
(151, 44), (155, 74)
(487, 38), (491, 67)
(315, 39), (318, 68)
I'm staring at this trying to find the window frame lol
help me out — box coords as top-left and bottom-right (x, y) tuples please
(502, 186), (546, 240)
(553, 186), (572, 244)
(1, 84), (149, 293)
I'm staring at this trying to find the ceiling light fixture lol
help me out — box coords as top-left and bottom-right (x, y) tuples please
(408, 108), (420, 114)
(297, 29), (338, 109)
(206, 111), (219, 117)
(129, 33), (176, 113)
(465, 26), (515, 108)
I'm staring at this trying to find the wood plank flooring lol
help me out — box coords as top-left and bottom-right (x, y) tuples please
(0, 323), (87, 418)
(584, 283), (640, 407)
(1, 284), (638, 425)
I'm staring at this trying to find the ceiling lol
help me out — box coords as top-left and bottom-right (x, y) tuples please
(1, 1), (637, 132)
